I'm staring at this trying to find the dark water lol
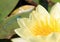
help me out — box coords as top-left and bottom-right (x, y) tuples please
(0, 39), (11, 42)
(0, 34), (19, 42)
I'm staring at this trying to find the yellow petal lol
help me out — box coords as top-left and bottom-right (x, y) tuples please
(31, 5), (50, 27)
(50, 3), (60, 32)
(28, 5), (54, 36)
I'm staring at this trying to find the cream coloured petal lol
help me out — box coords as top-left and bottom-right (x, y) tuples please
(36, 5), (49, 15)
(27, 36), (46, 42)
(33, 5), (50, 27)
(46, 33), (60, 42)
(11, 38), (27, 42)
(15, 18), (39, 38)
(36, 5), (49, 19)
(50, 3), (60, 32)
(50, 2), (60, 20)
(17, 18), (32, 28)
(15, 28), (33, 39)
(36, 5), (50, 21)
(29, 5), (52, 32)
(12, 33), (60, 42)
(46, 33), (57, 42)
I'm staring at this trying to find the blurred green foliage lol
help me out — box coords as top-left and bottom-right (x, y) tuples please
(33, 0), (40, 4)
(0, 0), (19, 22)
(51, 0), (60, 3)
(0, 0), (19, 39)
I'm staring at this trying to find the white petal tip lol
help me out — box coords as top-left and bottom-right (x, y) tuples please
(54, 2), (60, 7)
(11, 38), (27, 42)
(56, 2), (60, 5)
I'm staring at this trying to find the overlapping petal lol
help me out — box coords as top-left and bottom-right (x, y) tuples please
(50, 3), (60, 32)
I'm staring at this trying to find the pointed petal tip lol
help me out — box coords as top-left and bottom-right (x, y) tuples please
(56, 2), (60, 5)
(36, 5), (43, 9)
(14, 28), (18, 34)
(54, 2), (60, 8)
(51, 2), (60, 9)
(14, 28), (21, 37)
(50, 2), (60, 17)
(17, 18), (19, 20)
(11, 38), (26, 42)
(36, 4), (49, 15)
(17, 18), (20, 21)
(54, 2), (60, 7)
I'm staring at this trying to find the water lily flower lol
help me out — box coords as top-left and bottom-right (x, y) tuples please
(12, 3), (60, 42)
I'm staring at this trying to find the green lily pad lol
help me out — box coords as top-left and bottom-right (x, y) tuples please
(0, 0), (19, 22)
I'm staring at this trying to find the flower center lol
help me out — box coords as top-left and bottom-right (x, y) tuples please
(30, 21), (58, 36)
